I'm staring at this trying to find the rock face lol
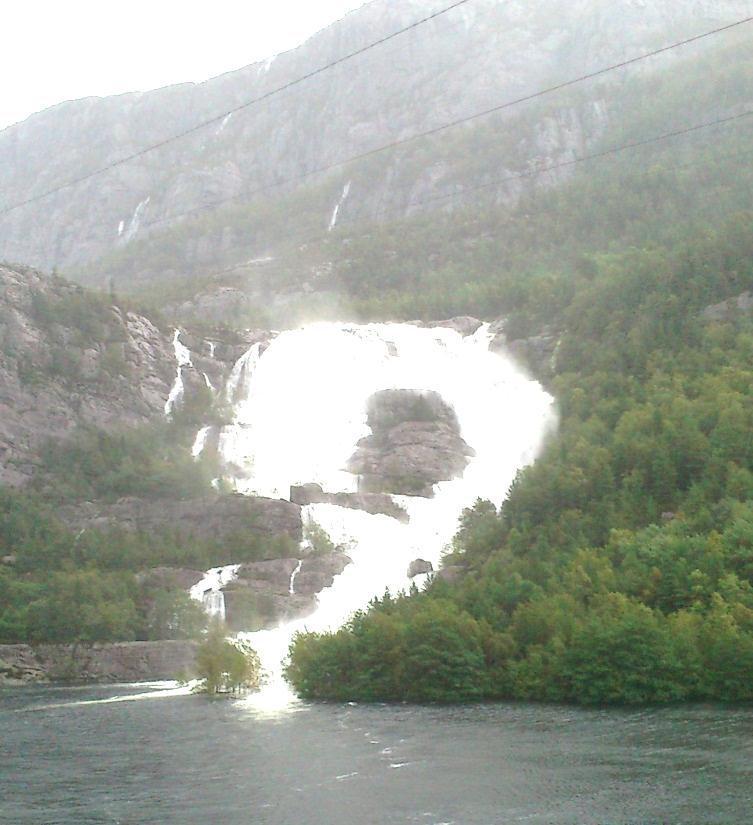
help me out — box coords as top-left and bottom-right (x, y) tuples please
(411, 317), (484, 337)
(290, 482), (409, 522)
(348, 389), (474, 497)
(1, 1), (745, 295)
(0, 641), (198, 685)
(58, 494), (303, 543)
(223, 551), (352, 631)
(700, 292), (753, 323)
(0, 264), (256, 486)
(504, 328), (561, 382)
(0, 264), (176, 485)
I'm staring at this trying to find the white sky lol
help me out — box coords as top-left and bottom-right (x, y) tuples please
(1, 0), (369, 130)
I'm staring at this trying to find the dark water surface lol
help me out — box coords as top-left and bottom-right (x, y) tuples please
(1, 684), (752, 824)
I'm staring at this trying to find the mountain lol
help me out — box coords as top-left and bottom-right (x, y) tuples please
(0, 0), (749, 309)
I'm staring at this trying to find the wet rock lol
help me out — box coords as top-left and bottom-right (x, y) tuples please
(236, 558), (301, 594)
(224, 551), (352, 631)
(488, 319), (507, 352)
(347, 389), (474, 497)
(408, 559), (434, 578)
(505, 328), (560, 380)
(293, 552), (352, 597)
(290, 483), (409, 522)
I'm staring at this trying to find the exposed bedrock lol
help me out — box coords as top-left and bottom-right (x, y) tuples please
(347, 389), (474, 497)
(411, 316), (484, 337)
(57, 494), (303, 543)
(290, 483), (409, 522)
(0, 641), (199, 685)
(223, 552), (352, 632)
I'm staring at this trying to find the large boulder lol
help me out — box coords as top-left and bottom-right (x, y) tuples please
(293, 552), (352, 597)
(347, 389), (474, 497)
(408, 559), (434, 578)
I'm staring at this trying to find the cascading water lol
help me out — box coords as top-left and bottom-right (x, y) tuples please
(224, 342), (262, 406)
(288, 560), (303, 596)
(192, 426), (212, 459)
(164, 330), (193, 417)
(190, 565), (241, 622)
(207, 322), (555, 712)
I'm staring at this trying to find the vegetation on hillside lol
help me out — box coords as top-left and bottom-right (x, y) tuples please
(287, 214), (753, 705)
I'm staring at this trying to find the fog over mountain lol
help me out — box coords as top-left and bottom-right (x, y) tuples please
(0, 0), (748, 297)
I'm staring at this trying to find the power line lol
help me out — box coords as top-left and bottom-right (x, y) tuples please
(409, 109), (753, 209)
(200, 107), (753, 282)
(0, 0), (473, 218)
(140, 13), (753, 232)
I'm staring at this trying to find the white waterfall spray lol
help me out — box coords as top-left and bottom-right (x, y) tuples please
(165, 330), (193, 417)
(190, 565), (241, 622)
(328, 181), (352, 231)
(212, 322), (556, 713)
(288, 560), (303, 596)
(224, 342), (262, 406)
(192, 426), (212, 459)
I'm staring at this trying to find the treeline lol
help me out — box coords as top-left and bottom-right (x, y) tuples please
(287, 214), (753, 705)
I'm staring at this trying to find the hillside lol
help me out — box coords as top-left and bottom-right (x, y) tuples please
(75, 22), (753, 328)
(0, 0), (749, 312)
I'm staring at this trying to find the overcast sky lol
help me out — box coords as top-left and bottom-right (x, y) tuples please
(1, 0), (368, 130)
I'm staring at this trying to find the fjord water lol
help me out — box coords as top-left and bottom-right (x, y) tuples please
(214, 322), (555, 706)
(3, 684), (753, 824)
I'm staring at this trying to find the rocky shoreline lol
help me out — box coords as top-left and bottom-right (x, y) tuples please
(0, 641), (199, 686)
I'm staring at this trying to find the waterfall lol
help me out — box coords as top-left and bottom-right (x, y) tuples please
(192, 426), (211, 459)
(288, 560), (303, 596)
(164, 330), (193, 417)
(212, 322), (555, 712)
(190, 565), (241, 622)
(224, 342), (262, 406)
(328, 181), (352, 231)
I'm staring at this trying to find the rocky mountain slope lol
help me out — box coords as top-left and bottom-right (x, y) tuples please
(0, 264), (176, 484)
(0, 0), (747, 299)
